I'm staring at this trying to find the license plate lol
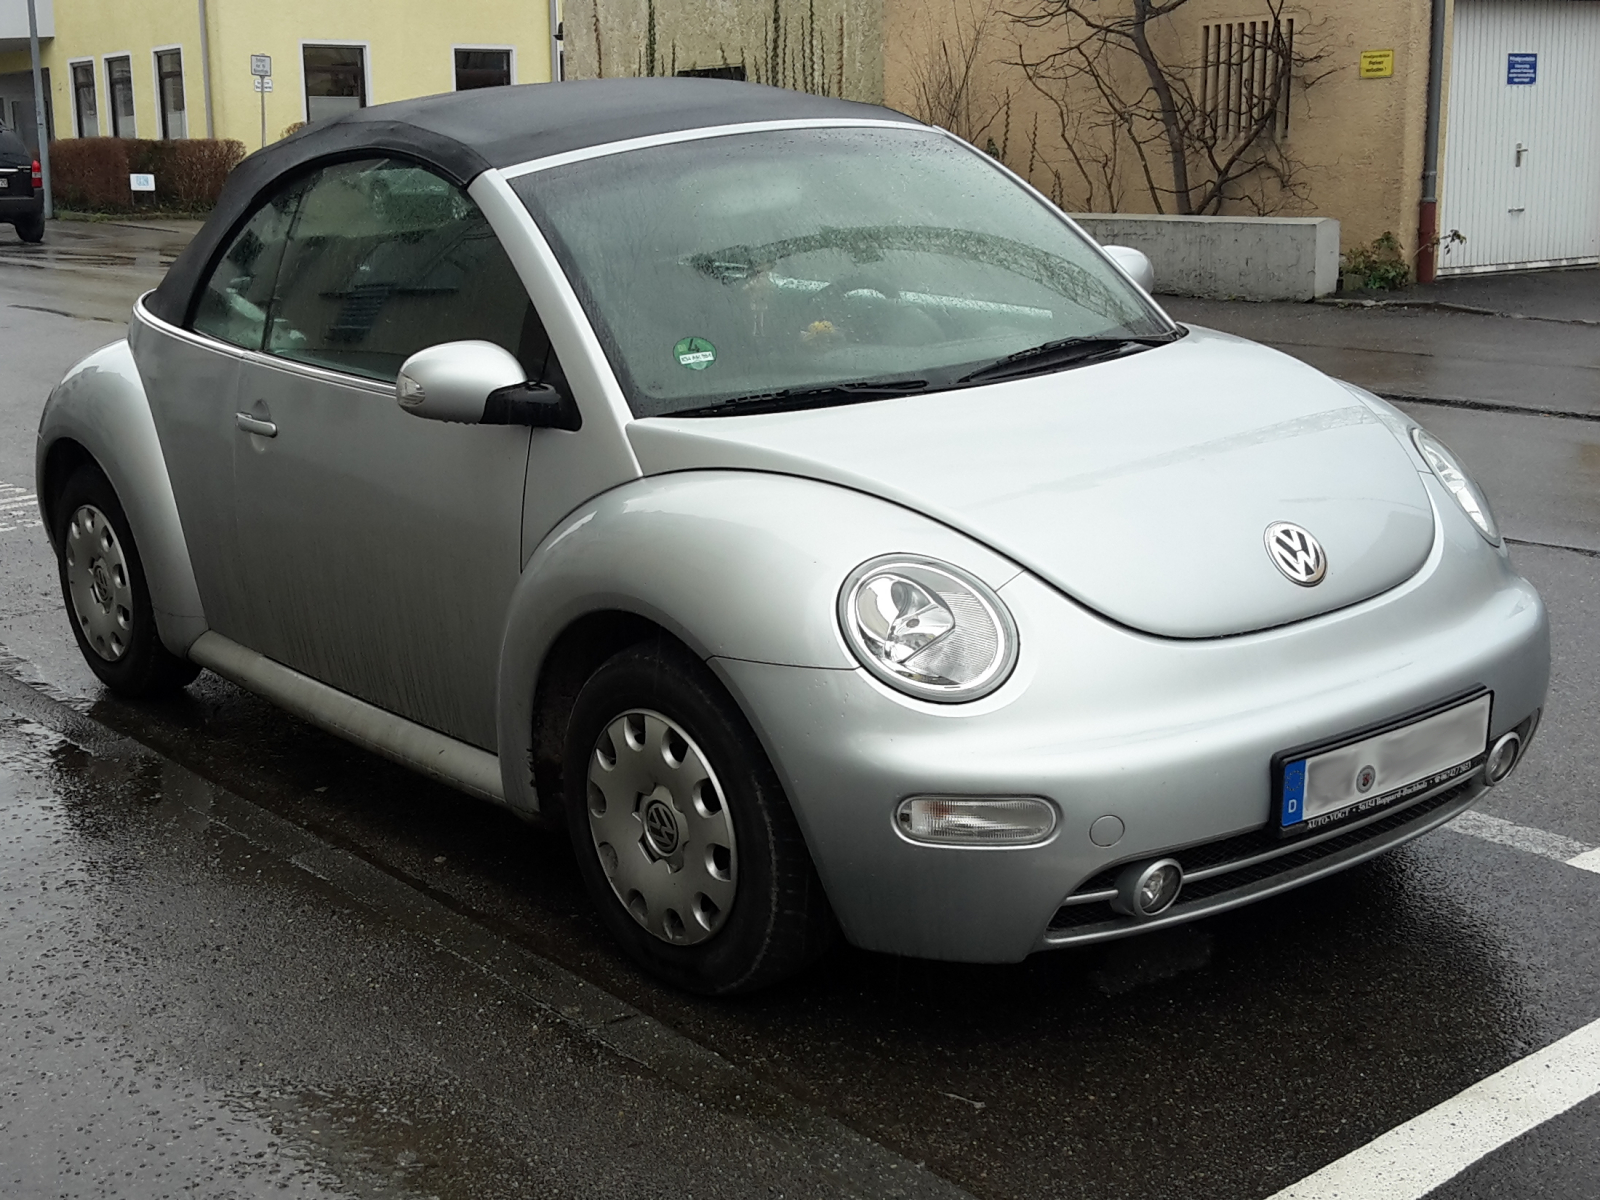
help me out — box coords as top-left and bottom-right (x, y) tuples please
(0, 178), (9, 189)
(1278, 692), (1491, 834)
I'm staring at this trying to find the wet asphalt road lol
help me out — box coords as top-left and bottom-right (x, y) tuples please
(1, 220), (1598, 1199)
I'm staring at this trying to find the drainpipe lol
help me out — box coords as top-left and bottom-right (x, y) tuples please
(26, 0), (50, 218)
(1416, 0), (1447, 283)
(198, 0), (216, 138)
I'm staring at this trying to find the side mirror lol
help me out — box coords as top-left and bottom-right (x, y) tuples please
(396, 340), (580, 430)
(1102, 245), (1155, 294)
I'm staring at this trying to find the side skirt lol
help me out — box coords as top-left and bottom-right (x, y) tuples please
(187, 631), (505, 805)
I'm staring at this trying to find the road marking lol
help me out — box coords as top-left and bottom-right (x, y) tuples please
(0, 484), (40, 533)
(1447, 808), (1594, 868)
(1266, 1015), (1600, 1199)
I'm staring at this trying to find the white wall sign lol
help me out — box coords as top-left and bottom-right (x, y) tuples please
(250, 54), (272, 77)
(129, 173), (156, 192)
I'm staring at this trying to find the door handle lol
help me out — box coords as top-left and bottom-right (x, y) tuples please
(1515, 142), (1528, 167)
(235, 412), (278, 437)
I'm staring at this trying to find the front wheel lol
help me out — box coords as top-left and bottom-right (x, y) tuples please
(53, 465), (200, 697)
(563, 640), (834, 994)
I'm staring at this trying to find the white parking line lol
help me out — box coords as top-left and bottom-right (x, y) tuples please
(1268, 809), (1600, 1198)
(1266, 1015), (1600, 1200)
(1446, 809), (1599, 871)
(0, 482), (40, 534)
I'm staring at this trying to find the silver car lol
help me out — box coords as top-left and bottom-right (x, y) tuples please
(37, 80), (1549, 994)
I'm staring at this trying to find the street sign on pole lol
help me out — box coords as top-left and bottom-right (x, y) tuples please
(25, 0), (51, 219)
(251, 53), (272, 149)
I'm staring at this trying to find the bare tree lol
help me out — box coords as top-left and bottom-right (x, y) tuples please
(906, 0), (1012, 148)
(1009, 0), (1330, 214)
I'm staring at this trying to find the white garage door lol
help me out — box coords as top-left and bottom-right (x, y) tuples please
(1438, 0), (1600, 274)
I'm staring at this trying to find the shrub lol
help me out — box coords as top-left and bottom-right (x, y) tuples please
(1341, 232), (1412, 291)
(47, 137), (247, 213)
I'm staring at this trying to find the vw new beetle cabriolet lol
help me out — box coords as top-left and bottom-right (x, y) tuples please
(37, 80), (1548, 994)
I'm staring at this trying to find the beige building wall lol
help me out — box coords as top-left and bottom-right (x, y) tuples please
(562, 0), (885, 101)
(884, 0), (1438, 256)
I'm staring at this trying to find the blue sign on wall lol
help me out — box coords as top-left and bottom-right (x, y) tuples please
(1507, 53), (1538, 85)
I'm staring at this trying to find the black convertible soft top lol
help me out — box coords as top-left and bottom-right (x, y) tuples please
(146, 78), (920, 325)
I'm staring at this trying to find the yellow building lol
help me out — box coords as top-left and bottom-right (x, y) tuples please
(0, 0), (559, 153)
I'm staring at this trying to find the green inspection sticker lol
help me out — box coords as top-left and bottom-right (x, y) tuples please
(674, 336), (717, 370)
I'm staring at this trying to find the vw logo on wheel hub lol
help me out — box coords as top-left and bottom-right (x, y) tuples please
(642, 797), (681, 857)
(1264, 521), (1328, 587)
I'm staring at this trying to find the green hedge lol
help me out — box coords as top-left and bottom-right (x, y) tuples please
(48, 137), (247, 213)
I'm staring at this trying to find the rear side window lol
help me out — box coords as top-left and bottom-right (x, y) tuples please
(263, 158), (545, 382)
(190, 180), (306, 350)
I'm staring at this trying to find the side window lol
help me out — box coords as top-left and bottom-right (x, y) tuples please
(263, 158), (553, 383)
(191, 181), (305, 351)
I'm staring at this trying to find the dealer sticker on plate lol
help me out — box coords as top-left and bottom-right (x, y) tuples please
(1279, 692), (1491, 833)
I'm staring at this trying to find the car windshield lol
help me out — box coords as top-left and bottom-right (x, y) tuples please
(512, 127), (1174, 418)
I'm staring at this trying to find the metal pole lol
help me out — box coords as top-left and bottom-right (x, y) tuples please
(198, 0), (215, 138)
(549, 0), (562, 81)
(259, 78), (265, 148)
(25, 0), (51, 219)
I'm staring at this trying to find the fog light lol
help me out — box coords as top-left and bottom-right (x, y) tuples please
(1483, 732), (1523, 787)
(1111, 858), (1184, 918)
(894, 796), (1057, 846)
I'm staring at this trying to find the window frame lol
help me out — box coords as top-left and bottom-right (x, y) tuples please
(104, 53), (137, 139)
(151, 45), (187, 141)
(300, 41), (371, 125)
(452, 45), (516, 91)
(185, 155), (555, 390)
(69, 58), (98, 139)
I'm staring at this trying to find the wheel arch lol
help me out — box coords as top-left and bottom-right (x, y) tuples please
(36, 338), (207, 657)
(495, 469), (1023, 818)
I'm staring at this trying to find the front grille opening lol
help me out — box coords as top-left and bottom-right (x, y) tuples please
(1049, 780), (1472, 932)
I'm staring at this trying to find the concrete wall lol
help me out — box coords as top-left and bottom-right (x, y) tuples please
(1072, 213), (1341, 300)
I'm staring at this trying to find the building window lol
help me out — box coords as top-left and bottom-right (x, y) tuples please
(303, 44), (367, 123)
(107, 55), (136, 138)
(1200, 19), (1294, 142)
(72, 61), (98, 138)
(454, 49), (511, 90)
(156, 49), (186, 139)
(677, 65), (746, 81)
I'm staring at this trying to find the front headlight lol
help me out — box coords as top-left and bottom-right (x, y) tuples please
(838, 555), (1019, 702)
(1411, 429), (1501, 545)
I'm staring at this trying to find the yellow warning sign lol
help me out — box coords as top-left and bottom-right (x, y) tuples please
(1360, 49), (1395, 78)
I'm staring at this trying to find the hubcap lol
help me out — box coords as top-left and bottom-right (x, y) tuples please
(586, 710), (737, 946)
(63, 504), (133, 663)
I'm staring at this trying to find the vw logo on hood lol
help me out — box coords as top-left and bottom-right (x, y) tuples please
(1265, 522), (1328, 586)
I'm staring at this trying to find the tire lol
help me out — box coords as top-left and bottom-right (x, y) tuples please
(14, 214), (44, 244)
(53, 465), (200, 698)
(563, 640), (834, 995)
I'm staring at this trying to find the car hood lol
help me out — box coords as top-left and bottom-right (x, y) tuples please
(624, 326), (1435, 639)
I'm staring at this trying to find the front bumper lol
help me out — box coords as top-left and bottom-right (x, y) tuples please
(715, 482), (1549, 963)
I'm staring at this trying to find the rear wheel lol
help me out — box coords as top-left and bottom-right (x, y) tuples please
(14, 214), (44, 244)
(563, 640), (834, 994)
(53, 465), (199, 697)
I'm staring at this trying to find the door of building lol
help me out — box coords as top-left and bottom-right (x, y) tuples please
(1438, 0), (1600, 274)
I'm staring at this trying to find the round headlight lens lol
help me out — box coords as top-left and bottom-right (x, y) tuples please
(838, 555), (1019, 702)
(1412, 428), (1500, 545)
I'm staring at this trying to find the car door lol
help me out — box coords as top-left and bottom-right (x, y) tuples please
(229, 158), (562, 750)
(142, 179), (306, 641)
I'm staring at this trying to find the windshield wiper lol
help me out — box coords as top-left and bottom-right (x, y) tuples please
(668, 378), (932, 418)
(957, 329), (1184, 385)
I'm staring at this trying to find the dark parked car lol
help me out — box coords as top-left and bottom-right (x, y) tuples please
(0, 129), (44, 243)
